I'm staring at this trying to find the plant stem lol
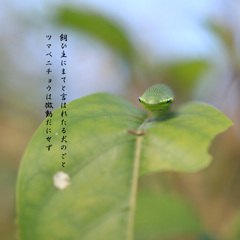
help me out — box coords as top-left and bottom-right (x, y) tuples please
(126, 117), (149, 240)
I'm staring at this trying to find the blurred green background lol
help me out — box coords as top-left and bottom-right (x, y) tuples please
(1, 1), (240, 240)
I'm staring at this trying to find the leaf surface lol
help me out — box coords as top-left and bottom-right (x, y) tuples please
(16, 93), (233, 240)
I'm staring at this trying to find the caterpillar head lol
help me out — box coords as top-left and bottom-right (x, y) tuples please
(139, 84), (174, 112)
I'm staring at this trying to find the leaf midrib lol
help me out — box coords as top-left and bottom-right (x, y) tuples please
(126, 117), (150, 240)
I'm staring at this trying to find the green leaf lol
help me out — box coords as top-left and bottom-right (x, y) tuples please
(54, 7), (136, 62)
(135, 191), (203, 239)
(159, 60), (209, 99)
(140, 101), (233, 175)
(16, 93), (232, 240)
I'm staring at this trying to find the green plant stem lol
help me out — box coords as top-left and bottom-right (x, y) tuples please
(126, 118), (149, 240)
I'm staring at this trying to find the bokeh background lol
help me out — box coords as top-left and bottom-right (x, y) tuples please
(1, 0), (240, 239)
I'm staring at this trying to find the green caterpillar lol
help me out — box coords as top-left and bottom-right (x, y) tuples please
(139, 84), (174, 114)
(128, 84), (174, 136)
